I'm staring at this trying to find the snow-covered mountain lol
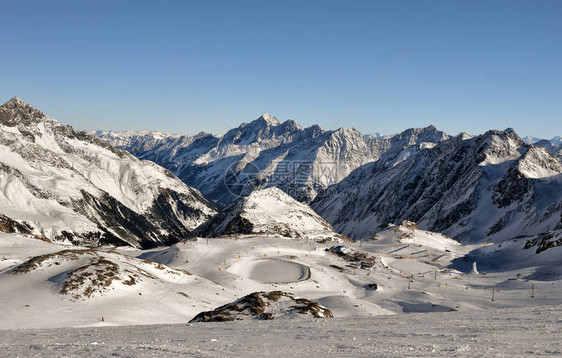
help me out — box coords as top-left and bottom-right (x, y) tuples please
(522, 135), (544, 144)
(365, 132), (393, 140)
(191, 187), (344, 240)
(521, 136), (562, 160)
(533, 139), (562, 160)
(91, 130), (181, 152)
(522, 135), (562, 146)
(0, 98), (217, 248)
(96, 114), (449, 205)
(312, 128), (562, 243)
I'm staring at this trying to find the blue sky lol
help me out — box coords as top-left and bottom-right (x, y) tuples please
(1, 1), (560, 138)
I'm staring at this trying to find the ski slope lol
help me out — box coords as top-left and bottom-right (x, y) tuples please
(2, 221), (561, 329)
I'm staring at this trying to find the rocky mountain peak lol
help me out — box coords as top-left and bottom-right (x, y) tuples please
(6, 97), (29, 106)
(332, 126), (362, 135)
(483, 128), (524, 142)
(504, 127), (516, 134)
(0, 97), (47, 127)
(257, 112), (280, 126)
(220, 114), (285, 145)
(390, 125), (449, 147)
(475, 128), (526, 165)
(280, 119), (303, 131)
(457, 132), (473, 141)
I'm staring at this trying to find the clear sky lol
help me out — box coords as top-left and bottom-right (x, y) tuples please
(1, 0), (560, 138)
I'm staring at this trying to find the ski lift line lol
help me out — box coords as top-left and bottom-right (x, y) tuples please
(150, 49), (231, 130)
(147, 238), (223, 312)
(370, 266), (409, 303)
(329, 49), (413, 131)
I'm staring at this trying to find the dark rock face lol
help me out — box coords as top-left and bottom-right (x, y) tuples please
(191, 208), (254, 238)
(68, 191), (165, 248)
(492, 168), (534, 208)
(0, 214), (33, 234)
(524, 231), (562, 254)
(189, 291), (333, 322)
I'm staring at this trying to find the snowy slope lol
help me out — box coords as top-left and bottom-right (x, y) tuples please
(0, 233), (235, 329)
(312, 128), (562, 245)
(372, 221), (463, 252)
(0, 98), (217, 247)
(2, 219), (562, 331)
(521, 136), (562, 160)
(97, 115), (449, 205)
(3, 305), (562, 357)
(191, 187), (345, 240)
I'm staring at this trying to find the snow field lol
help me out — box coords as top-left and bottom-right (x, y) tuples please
(1, 225), (561, 330)
(2, 305), (562, 357)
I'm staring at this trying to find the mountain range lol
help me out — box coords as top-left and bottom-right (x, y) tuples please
(522, 135), (562, 146)
(2, 97), (562, 252)
(311, 128), (562, 244)
(95, 113), (562, 248)
(95, 114), (449, 205)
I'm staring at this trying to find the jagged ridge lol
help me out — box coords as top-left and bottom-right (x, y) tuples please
(96, 115), (448, 205)
(312, 128), (562, 243)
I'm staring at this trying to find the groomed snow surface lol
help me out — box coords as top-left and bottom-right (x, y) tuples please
(2, 305), (561, 357)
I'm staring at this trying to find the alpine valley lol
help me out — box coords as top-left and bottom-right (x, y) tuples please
(2, 99), (562, 357)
